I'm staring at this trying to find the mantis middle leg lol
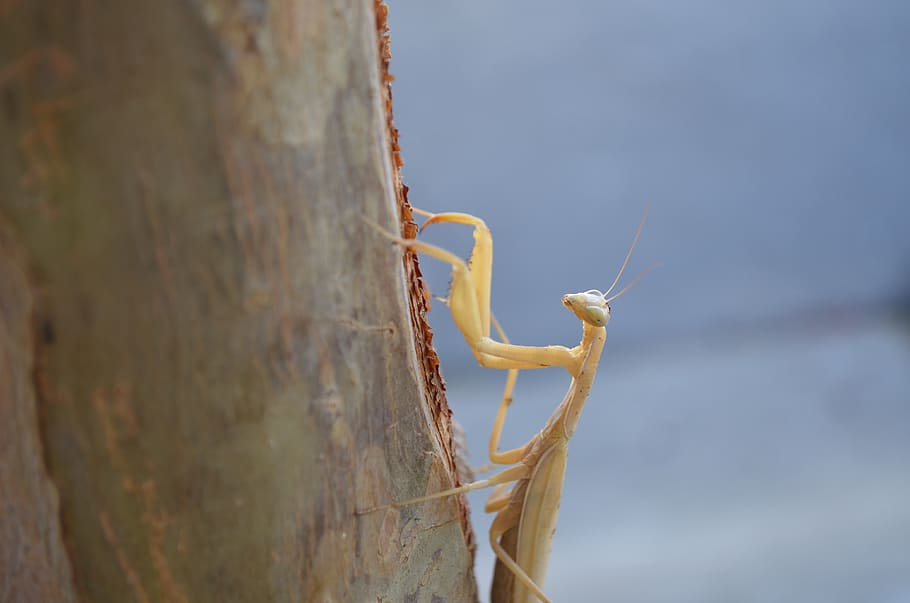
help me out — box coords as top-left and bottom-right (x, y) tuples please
(487, 315), (537, 466)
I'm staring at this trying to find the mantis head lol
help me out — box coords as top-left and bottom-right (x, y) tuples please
(562, 291), (612, 327)
(561, 209), (655, 328)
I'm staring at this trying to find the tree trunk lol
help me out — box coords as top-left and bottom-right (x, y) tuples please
(0, 1), (477, 601)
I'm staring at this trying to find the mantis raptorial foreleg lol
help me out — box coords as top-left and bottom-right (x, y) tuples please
(370, 211), (584, 375)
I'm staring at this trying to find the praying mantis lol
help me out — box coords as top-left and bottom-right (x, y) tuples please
(367, 207), (649, 603)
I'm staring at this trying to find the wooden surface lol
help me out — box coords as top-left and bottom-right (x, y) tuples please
(0, 1), (476, 601)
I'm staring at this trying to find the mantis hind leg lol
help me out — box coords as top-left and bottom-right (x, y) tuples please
(366, 463), (528, 512)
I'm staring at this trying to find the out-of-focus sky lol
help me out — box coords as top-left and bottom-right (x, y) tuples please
(386, 2), (910, 602)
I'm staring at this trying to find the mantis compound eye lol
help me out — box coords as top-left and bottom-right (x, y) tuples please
(584, 305), (609, 327)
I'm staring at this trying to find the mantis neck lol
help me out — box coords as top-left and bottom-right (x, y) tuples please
(562, 322), (607, 439)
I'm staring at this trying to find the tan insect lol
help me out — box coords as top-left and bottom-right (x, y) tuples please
(367, 208), (650, 603)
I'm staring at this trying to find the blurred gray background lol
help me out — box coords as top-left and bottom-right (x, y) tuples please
(387, 1), (910, 602)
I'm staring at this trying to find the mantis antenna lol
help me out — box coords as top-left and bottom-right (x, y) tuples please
(602, 207), (649, 300)
(583, 209), (657, 306)
(604, 262), (661, 304)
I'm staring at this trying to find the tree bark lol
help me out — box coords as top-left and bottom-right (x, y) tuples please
(0, 1), (477, 601)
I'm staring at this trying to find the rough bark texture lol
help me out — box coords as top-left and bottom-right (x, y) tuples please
(0, 1), (476, 602)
